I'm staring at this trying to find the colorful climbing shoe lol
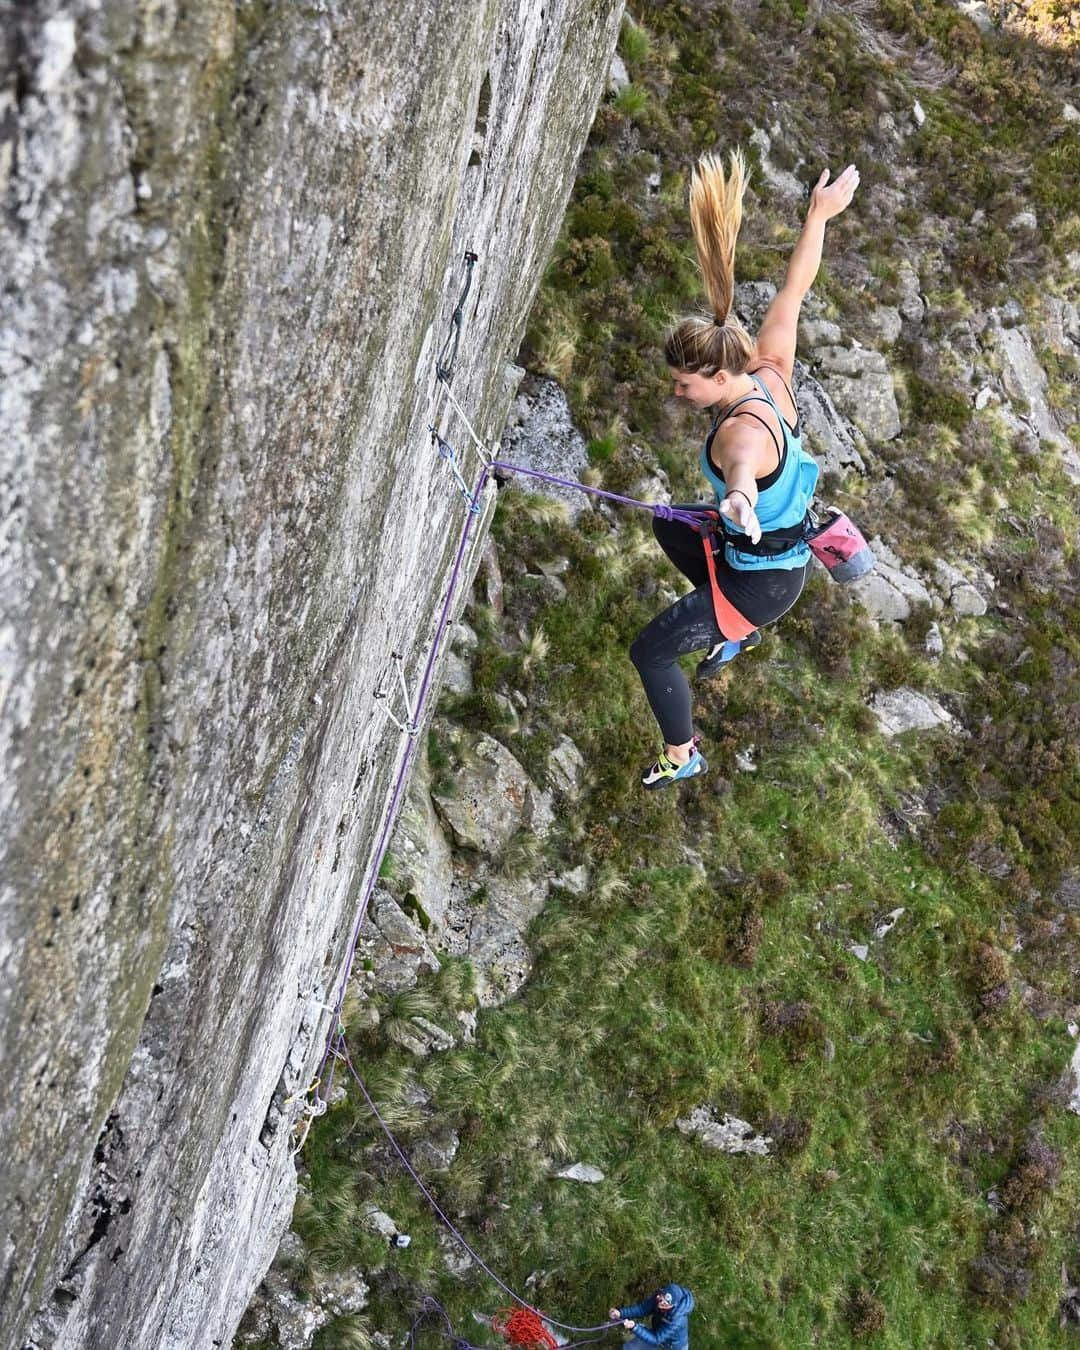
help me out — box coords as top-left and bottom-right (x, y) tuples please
(696, 628), (761, 679)
(641, 746), (708, 790)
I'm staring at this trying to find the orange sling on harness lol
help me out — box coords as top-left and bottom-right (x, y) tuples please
(696, 511), (758, 641)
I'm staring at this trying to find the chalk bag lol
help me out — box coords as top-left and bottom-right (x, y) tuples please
(806, 510), (875, 582)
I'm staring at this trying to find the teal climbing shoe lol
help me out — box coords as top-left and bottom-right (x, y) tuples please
(696, 629), (761, 679)
(641, 746), (708, 790)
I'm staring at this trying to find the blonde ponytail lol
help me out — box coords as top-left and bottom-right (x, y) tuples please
(664, 149), (754, 376)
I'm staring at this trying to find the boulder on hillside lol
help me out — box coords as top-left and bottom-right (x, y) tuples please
(1041, 297), (1079, 352)
(392, 740), (454, 931)
(734, 280), (777, 331)
(897, 260), (926, 325)
(989, 312), (1069, 448)
(849, 538), (934, 621)
(748, 124), (805, 200)
(499, 373), (592, 521)
(547, 734), (586, 798)
(460, 871), (551, 1006)
(555, 1162), (605, 1182)
(430, 722), (547, 854)
(864, 304), (903, 346)
(357, 890), (442, 994)
(793, 361), (866, 475)
(676, 1106), (772, 1156)
(932, 558), (992, 617)
(869, 688), (953, 736)
(237, 1231), (368, 1350)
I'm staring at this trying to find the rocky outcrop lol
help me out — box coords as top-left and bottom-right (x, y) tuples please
(869, 689), (954, 736)
(499, 374), (594, 521)
(850, 538), (934, 622)
(676, 1107), (773, 1156)
(793, 361), (867, 476)
(811, 345), (902, 442)
(431, 722), (552, 854)
(0, 3), (622, 1347)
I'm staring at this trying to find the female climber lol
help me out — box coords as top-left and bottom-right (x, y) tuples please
(632, 151), (860, 788)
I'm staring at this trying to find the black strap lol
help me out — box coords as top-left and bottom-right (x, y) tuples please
(711, 395), (783, 459)
(720, 513), (811, 557)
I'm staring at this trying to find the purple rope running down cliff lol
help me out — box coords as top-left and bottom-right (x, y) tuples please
(340, 1044), (613, 1341)
(312, 463), (493, 1105)
(489, 459), (712, 529)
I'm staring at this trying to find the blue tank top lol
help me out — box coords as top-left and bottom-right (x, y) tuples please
(699, 371), (819, 572)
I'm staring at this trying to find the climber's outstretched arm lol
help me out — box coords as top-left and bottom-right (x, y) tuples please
(754, 164), (860, 381)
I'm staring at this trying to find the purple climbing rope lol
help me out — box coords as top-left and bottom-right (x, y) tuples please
(339, 1043), (613, 1340)
(489, 459), (712, 529)
(312, 462), (492, 1106)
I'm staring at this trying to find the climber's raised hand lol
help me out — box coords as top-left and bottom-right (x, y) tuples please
(809, 164), (860, 220)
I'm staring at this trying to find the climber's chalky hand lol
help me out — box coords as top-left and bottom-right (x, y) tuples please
(810, 164), (860, 220)
(719, 490), (762, 545)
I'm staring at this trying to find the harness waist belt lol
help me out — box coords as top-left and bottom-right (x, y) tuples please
(720, 512), (811, 557)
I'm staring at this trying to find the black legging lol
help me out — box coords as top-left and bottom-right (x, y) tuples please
(629, 509), (810, 745)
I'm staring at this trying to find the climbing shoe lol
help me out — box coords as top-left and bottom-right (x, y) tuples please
(696, 629), (761, 679)
(641, 746), (708, 790)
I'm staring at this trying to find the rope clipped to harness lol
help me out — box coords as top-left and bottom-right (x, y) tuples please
(491, 1308), (559, 1349)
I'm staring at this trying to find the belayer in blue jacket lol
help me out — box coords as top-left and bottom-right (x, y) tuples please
(608, 1283), (695, 1348)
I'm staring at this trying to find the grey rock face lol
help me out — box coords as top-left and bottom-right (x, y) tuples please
(1063, 1037), (1080, 1116)
(814, 346), (902, 442)
(792, 361), (867, 476)
(412, 1129), (461, 1173)
(0, 2), (622, 1347)
(990, 314), (1069, 448)
(748, 124), (805, 200)
(799, 316), (844, 349)
(457, 872), (551, 1007)
(870, 689), (954, 736)
(849, 538), (934, 621)
(357, 892), (441, 996)
(897, 260), (926, 324)
(608, 54), (630, 93)
(932, 559), (991, 617)
(442, 649), (475, 696)
(547, 734), (587, 798)
(1042, 297), (1079, 351)
(499, 373), (593, 521)
(237, 1234), (368, 1350)
(734, 280), (778, 331)
(865, 305), (903, 346)
(392, 744), (454, 934)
